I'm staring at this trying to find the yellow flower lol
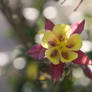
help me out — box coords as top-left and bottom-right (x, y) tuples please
(41, 24), (82, 64)
(27, 62), (38, 80)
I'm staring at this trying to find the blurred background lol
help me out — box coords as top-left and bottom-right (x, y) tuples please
(0, 0), (92, 92)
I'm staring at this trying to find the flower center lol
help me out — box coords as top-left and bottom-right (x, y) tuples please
(58, 35), (64, 41)
(50, 50), (58, 57)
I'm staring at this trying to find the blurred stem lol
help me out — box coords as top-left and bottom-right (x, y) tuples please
(0, 0), (31, 47)
(74, 0), (83, 11)
(34, 0), (44, 11)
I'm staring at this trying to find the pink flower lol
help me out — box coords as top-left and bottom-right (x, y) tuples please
(28, 18), (92, 83)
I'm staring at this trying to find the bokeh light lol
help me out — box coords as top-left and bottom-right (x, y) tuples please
(23, 8), (39, 21)
(0, 0), (92, 92)
(22, 82), (32, 92)
(0, 52), (9, 67)
(81, 40), (92, 52)
(13, 57), (26, 70)
(72, 68), (91, 86)
(43, 6), (57, 19)
(35, 32), (44, 44)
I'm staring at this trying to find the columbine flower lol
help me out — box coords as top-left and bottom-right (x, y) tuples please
(28, 18), (92, 83)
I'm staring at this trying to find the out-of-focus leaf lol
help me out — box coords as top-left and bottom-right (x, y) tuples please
(87, 51), (92, 60)
(63, 76), (73, 92)
(6, 28), (17, 38)
(37, 18), (45, 30)
(34, 0), (44, 11)
(85, 14), (92, 22)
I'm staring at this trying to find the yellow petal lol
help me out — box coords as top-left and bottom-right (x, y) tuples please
(53, 24), (71, 40)
(45, 48), (60, 65)
(65, 34), (82, 51)
(60, 50), (78, 63)
(41, 31), (57, 48)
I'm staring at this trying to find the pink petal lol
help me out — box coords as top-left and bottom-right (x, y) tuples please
(45, 18), (55, 31)
(73, 50), (92, 65)
(70, 19), (85, 35)
(28, 44), (46, 59)
(50, 62), (65, 83)
(83, 66), (92, 79)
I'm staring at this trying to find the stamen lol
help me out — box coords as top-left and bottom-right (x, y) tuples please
(58, 35), (64, 41)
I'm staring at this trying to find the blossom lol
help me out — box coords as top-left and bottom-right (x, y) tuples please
(27, 62), (38, 80)
(28, 18), (92, 83)
(41, 24), (82, 64)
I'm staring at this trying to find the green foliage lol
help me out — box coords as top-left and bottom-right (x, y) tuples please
(37, 18), (45, 30)
(34, 0), (44, 11)
(63, 76), (73, 92)
(87, 51), (92, 60)
(6, 28), (17, 38)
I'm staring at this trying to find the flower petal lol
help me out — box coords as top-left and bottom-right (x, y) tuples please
(45, 18), (55, 31)
(82, 65), (92, 79)
(73, 50), (92, 65)
(53, 24), (71, 39)
(41, 31), (57, 48)
(28, 44), (46, 59)
(50, 62), (65, 83)
(71, 19), (85, 35)
(60, 50), (78, 63)
(65, 34), (82, 51)
(45, 48), (60, 65)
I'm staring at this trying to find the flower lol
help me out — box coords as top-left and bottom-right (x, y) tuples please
(41, 24), (82, 64)
(27, 62), (38, 80)
(28, 18), (92, 83)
